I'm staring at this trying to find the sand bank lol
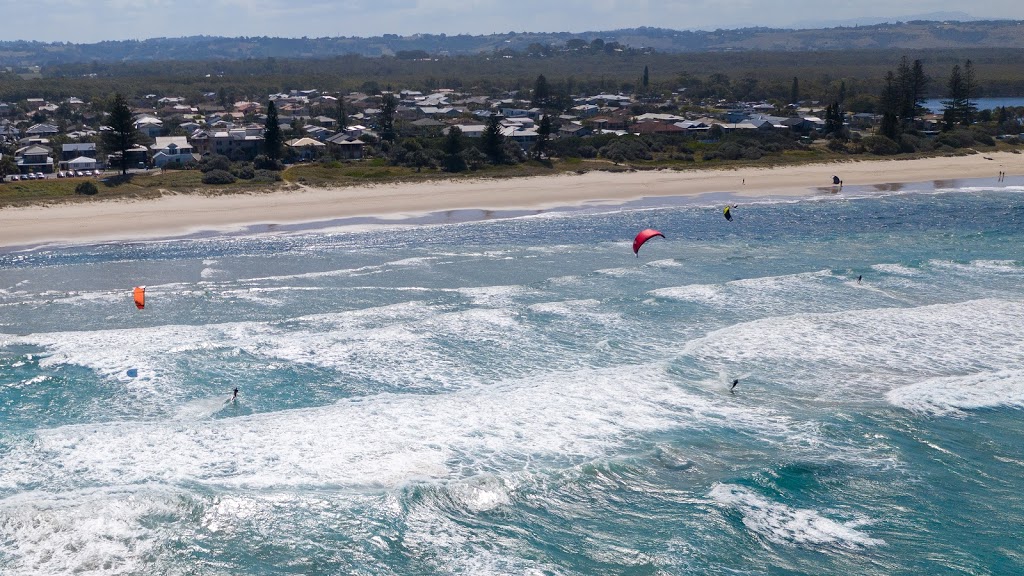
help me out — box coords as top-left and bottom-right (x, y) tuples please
(0, 152), (1019, 248)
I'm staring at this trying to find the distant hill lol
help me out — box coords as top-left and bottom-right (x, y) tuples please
(2, 20), (1023, 67)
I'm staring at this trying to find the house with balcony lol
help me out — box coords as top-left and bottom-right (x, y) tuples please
(15, 145), (54, 174)
(150, 136), (195, 167)
(190, 126), (264, 159)
(325, 133), (365, 159)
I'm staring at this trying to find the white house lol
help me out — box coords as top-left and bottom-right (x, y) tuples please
(150, 136), (194, 167)
(65, 155), (98, 171)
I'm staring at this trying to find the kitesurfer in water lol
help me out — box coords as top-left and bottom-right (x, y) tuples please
(730, 379), (739, 393)
(232, 387), (239, 400)
(857, 275), (862, 283)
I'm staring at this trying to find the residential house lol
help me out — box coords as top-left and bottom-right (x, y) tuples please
(314, 115), (337, 128)
(134, 116), (164, 138)
(150, 136), (195, 167)
(501, 125), (538, 149)
(304, 125), (334, 140)
(25, 123), (59, 136)
(559, 122), (591, 137)
(0, 123), (19, 141)
(631, 121), (686, 135)
(63, 155), (99, 172)
(190, 126), (264, 159)
(409, 118), (446, 136)
(589, 115), (630, 132)
(108, 145), (150, 169)
(15, 145), (54, 174)
(61, 143), (97, 162)
(285, 137), (326, 161)
(325, 133), (365, 159)
(571, 104), (600, 118)
(446, 124), (486, 138)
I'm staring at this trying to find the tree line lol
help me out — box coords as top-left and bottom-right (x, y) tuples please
(4, 47), (1024, 107)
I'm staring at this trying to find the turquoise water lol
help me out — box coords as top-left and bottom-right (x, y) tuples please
(2, 179), (1024, 575)
(923, 96), (1024, 114)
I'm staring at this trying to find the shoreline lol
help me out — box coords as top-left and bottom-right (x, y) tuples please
(0, 152), (1020, 249)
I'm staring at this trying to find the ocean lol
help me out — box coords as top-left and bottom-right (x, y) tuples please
(1, 178), (1023, 575)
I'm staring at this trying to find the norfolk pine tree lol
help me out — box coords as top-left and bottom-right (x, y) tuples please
(264, 100), (283, 160)
(102, 93), (137, 175)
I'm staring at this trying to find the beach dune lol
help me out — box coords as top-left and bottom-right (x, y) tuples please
(0, 152), (1019, 248)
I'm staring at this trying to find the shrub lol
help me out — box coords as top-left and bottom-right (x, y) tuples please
(75, 181), (98, 195)
(898, 134), (922, 153)
(253, 169), (282, 183)
(233, 165), (256, 180)
(862, 135), (900, 155)
(200, 155), (232, 173)
(253, 155), (284, 171)
(969, 127), (995, 146)
(202, 169), (236, 185)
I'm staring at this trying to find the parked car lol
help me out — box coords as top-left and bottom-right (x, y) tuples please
(35, 172), (45, 180)
(56, 171), (64, 178)
(10, 174), (19, 181)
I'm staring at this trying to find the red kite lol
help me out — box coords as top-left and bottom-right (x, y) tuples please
(632, 229), (665, 256)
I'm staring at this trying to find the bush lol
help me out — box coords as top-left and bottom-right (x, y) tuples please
(232, 164), (256, 180)
(253, 155), (284, 171)
(253, 169), (282, 183)
(200, 155), (232, 173)
(898, 134), (922, 153)
(969, 127), (995, 146)
(862, 135), (900, 155)
(202, 169), (236, 185)
(75, 181), (98, 195)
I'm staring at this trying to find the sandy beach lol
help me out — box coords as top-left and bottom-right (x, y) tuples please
(0, 152), (1019, 248)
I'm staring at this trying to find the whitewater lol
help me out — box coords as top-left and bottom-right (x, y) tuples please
(1, 180), (1023, 575)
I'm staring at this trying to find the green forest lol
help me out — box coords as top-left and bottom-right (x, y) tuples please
(4, 47), (1024, 105)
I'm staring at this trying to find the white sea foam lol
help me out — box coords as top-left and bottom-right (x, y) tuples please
(709, 484), (884, 549)
(0, 363), (812, 495)
(885, 369), (1024, 416)
(650, 269), (848, 312)
(456, 284), (542, 307)
(0, 486), (187, 575)
(683, 298), (1024, 397)
(871, 263), (920, 276)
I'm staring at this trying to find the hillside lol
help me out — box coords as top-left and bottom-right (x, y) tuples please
(1, 20), (1023, 67)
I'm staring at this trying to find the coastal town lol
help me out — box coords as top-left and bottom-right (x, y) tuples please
(5, 82), (1013, 183)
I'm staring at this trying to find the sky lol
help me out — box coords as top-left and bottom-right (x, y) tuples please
(4, 0), (1024, 44)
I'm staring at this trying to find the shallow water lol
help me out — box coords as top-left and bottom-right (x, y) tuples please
(2, 182), (1023, 575)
